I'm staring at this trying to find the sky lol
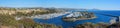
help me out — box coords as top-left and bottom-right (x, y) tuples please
(0, 0), (120, 10)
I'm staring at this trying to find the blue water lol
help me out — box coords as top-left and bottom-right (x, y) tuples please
(33, 10), (120, 28)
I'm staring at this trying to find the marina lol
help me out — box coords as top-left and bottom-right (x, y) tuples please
(0, 0), (120, 28)
(62, 11), (96, 22)
(34, 10), (120, 28)
(30, 12), (70, 19)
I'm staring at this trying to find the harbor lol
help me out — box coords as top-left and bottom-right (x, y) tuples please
(62, 11), (96, 22)
(0, 0), (120, 28)
(30, 12), (70, 19)
(34, 10), (120, 28)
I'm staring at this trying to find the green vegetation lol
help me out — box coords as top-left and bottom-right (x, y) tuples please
(17, 18), (44, 28)
(75, 22), (110, 28)
(0, 14), (17, 26)
(0, 7), (120, 28)
(0, 13), (60, 28)
(0, 7), (62, 28)
(0, 14), (25, 27)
